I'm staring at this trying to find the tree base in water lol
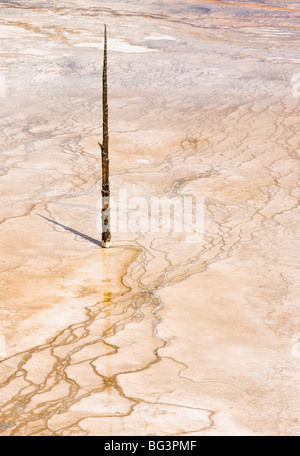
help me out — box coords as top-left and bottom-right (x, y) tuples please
(102, 240), (111, 249)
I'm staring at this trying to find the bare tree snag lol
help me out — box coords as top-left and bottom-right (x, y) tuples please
(99, 24), (111, 248)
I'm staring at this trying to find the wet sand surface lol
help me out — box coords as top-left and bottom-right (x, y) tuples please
(0, 0), (299, 436)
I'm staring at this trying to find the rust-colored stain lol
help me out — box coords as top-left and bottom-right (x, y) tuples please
(103, 250), (113, 436)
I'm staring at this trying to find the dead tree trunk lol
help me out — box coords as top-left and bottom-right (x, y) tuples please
(99, 24), (111, 248)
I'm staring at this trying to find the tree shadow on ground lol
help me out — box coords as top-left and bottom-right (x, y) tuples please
(38, 214), (102, 247)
